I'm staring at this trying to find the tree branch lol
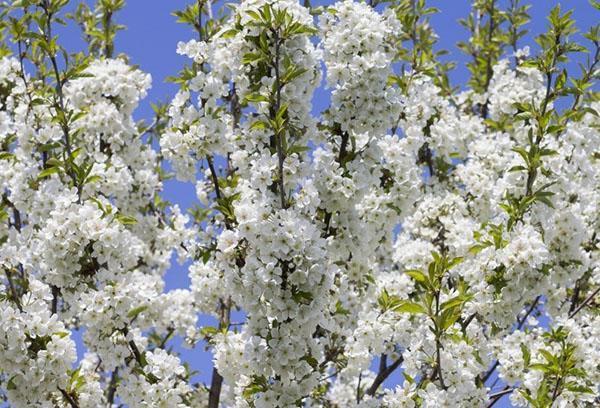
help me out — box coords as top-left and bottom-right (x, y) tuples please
(486, 385), (514, 408)
(58, 387), (80, 408)
(481, 296), (540, 383)
(569, 286), (599, 319)
(365, 355), (404, 396)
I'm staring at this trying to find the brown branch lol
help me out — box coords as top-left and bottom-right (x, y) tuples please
(481, 296), (540, 383)
(569, 286), (599, 319)
(106, 368), (119, 405)
(51, 285), (60, 315)
(58, 387), (80, 408)
(128, 339), (144, 366)
(486, 385), (514, 408)
(365, 355), (404, 396)
(4, 268), (22, 311)
(208, 298), (231, 408)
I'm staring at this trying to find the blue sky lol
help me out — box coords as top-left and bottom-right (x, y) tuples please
(49, 0), (598, 406)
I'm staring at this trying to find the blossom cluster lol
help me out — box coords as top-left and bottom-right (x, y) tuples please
(1, 0), (599, 407)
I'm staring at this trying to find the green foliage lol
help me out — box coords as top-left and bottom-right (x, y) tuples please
(172, 0), (231, 41)
(68, 0), (126, 58)
(378, 288), (426, 314)
(519, 327), (594, 407)
(381, 253), (472, 388)
(382, 254), (471, 337)
(127, 305), (148, 320)
(215, 192), (241, 224)
(393, 0), (455, 95)
(291, 286), (314, 305)
(243, 375), (268, 400)
(489, 4), (600, 233)
(458, 0), (510, 98)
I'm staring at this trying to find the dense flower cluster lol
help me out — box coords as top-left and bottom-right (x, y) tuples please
(1, 0), (599, 407)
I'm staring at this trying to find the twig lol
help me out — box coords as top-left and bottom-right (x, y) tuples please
(58, 387), (80, 408)
(569, 286), (599, 319)
(365, 355), (404, 396)
(482, 296), (540, 383)
(486, 385), (514, 408)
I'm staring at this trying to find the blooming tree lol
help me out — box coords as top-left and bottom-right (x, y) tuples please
(0, 0), (599, 407)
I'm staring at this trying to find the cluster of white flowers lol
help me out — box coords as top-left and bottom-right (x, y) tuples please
(33, 199), (144, 288)
(0, 280), (76, 406)
(118, 348), (192, 407)
(320, 0), (402, 141)
(493, 315), (600, 407)
(2, 0), (600, 407)
(0, 53), (196, 406)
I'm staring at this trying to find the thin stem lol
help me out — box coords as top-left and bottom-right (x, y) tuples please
(487, 386), (514, 408)
(39, 0), (79, 199)
(433, 287), (446, 389)
(569, 286), (599, 319)
(102, 9), (113, 58)
(338, 131), (349, 165)
(482, 296), (540, 383)
(4, 268), (22, 311)
(568, 43), (599, 115)
(272, 31), (287, 209)
(106, 368), (119, 406)
(356, 372), (362, 403)
(158, 328), (175, 349)
(550, 374), (562, 404)
(128, 339), (144, 366)
(481, 0), (497, 118)
(59, 387), (80, 408)
(568, 281), (582, 315)
(16, 40), (34, 111)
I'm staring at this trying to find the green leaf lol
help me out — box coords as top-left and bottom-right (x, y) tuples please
(287, 145), (309, 155)
(6, 376), (17, 390)
(335, 300), (350, 316)
(115, 214), (137, 225)
(0, 152), (15, 161)
(508, 165), (527, 173)
(468, 244), (488, 255)
(38, 166), (61, 179)
(243, 93), (270, 103)
(292, 289), (313, 304)
(391, 301), (427, 315)
(440, 296), (465, 312)
(38, 142), (62, 152)
(528, 363), (550, 372)
(200, 326), (219, 338)
(447, 256), (464, 270)
(220, 28), (239, 39)
(245, 10), (261, 22)
(46, 158), (63, 167)
(439, 307), (461, 330)
(282, 66), (308, 83)
(249, 120), (268, 131)
(406, 269), (427, 284)
(301, 354), (319, 369)
(565, 384), (593, 394)
(127, 305), (148, 319)
(242, 376), (267, 399)
(241, 52), (263, 65)
(520, 343), (531, 367)
(85, 175), (102, 184)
